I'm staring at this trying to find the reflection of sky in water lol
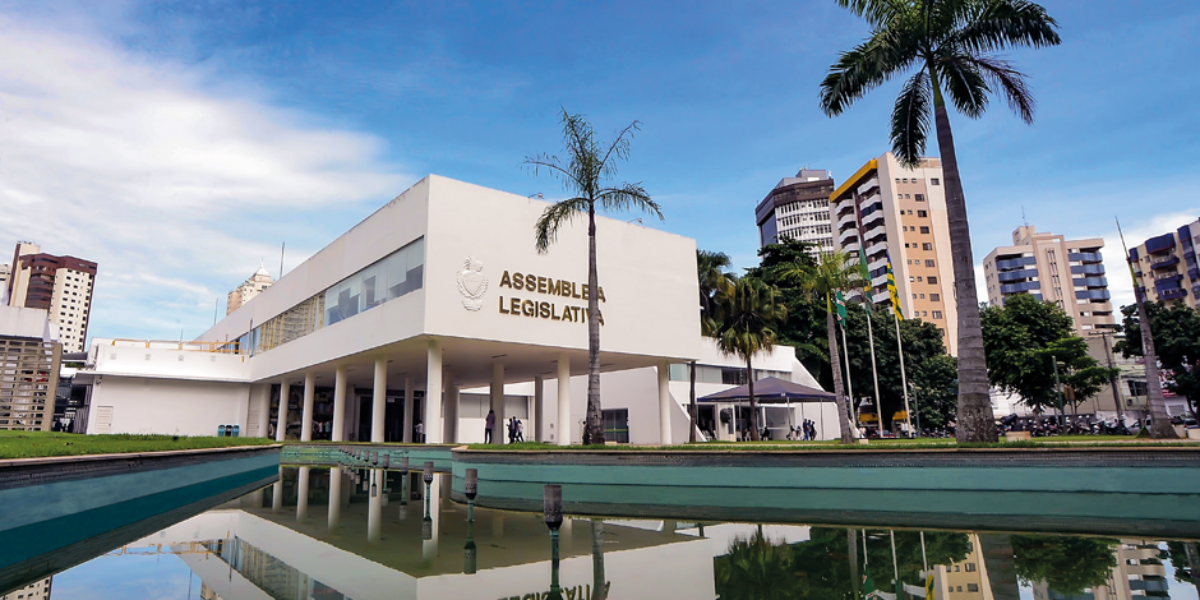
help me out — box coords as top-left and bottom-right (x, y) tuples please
(1161, 543), (1200, 600)
(52, 554), (194, 600)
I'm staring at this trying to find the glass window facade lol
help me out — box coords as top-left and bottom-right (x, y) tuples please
(236, 237), (425, 355)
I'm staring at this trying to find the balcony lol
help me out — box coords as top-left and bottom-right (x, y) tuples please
(1001, 281), (1041, 294)
(866, 242), (888, 261)
(857, 178), (879, 196)
(1145, 233), (1176, 254)
(1075, 289), (1111, 301)
(1071, 264), (1105, 275)
(839, 228), (859, 245)
(872, 290), (891, 304)
(997, 268), (1039, 283)
(1068, 252), (1104, 264)
(862, 210), (885, 227)
(837, 212), (857, 229)
(1191, 267), (1200, 281)
(842, 241), (861, 254)
(872, 273), (889, 288)
(1072, 276), (1108, 288)
(1150, 255), (1180, 270)
(869, 257), (889, 272)
(1161, 287), (1188, 301)
(996, 256), (1036, 270)
(863, 223), (888, 243)
(834, 197), (856, 215)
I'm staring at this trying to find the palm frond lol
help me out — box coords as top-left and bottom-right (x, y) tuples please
(596, 183), (663, 220)
(534, 197), (591, 254)
(949, 0), (1061, 54)
(890, 69), (933, 169)
(819, 29), (919, 117)
(835, 0), (909, 28)
(937, 54), (989, 119)
(956, 54), (1035, 123)
(522, 154), (585, 194)
(599, 121), (641, 181)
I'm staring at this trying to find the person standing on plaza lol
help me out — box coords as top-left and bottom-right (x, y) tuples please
(485, 409), (495, 444)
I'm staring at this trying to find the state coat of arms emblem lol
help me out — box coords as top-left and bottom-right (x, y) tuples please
(456, 257), (488, 311)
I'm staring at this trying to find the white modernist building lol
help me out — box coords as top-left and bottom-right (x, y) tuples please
(78, 175), (834, 443)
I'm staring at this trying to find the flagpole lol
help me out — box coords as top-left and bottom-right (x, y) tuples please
(894, 310), (912, 438)
(865, 306), (882, 430)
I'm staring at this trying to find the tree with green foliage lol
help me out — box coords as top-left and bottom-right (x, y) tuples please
(1116, 301), (1200, 419)
(820, 0), (1061, 442)
(839, 308), (957, 430)
(715, 532), (802, 600)
(745, 240), (831, 383)
(711, 277), (788, 441)
(695, 249), (736, 441)
(527, 110), (663, 445)
(1011, 535), (1117, 596)
(982, 294), (1117, 416)
(774, 250), (865, 443)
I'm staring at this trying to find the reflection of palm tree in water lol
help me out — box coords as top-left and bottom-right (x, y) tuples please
(592, 520), (607, 600)
(714, 530), (799, 600)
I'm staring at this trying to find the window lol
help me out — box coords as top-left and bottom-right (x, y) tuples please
(925, 260), (935, 267)
(912, 293), (918, 299)
(902, 178), (908, 183)
(967, 584), (979, 592)
(928, 276), (938, 284)
(918, 210), (927, 217)
(920, 226), (930, 234)
(909, 277), (915, 282)
(933, 310), (943, 319)
(917, 276), (923, 282)
(965, 563), (977, 572)
(922, 310), (928, 316)
(931, 178), (940, 185)
(895, 178), (900, 183)
(905, 193), (911, 199)
(931, 293), (940, 301)
(907, 259), (913, 265)
(919, 293), (925, 299)
(916, 194), (925, 201)
(601, 409), (630, 443)
(922, 243), (933, 251)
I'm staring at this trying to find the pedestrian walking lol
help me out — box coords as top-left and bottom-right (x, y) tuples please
(415, 420), (424, 443)
(484, 409), (495, 444)
(516, 419), (525, 442)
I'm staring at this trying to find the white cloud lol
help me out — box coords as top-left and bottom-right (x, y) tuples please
(0, 16), (411, 341)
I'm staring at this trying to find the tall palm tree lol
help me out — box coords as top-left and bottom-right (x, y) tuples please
(819, 0), (1060, 443)
(528, 110), (663, 445)
(711, 277), (787, 441)
(776, 251), (865, 443)
(693, 249), (735, 442)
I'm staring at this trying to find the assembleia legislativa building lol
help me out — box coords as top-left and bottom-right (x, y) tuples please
(75, 175), (834, 445)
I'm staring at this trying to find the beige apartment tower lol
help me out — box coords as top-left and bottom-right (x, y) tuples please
(227, 264), (274, 316)
(6, 242), (97, 354)
(982, 226), (1116, 337)
(830, 153), (958, 355)
(1128, 217), (1200, 309)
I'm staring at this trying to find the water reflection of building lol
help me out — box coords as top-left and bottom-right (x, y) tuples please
(935, 534), (988, 600)
(1031, 540), (1169, 600)
(0, 577), (51, 600)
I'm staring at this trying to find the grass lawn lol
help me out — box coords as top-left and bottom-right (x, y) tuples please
(0, 430), (276, 460)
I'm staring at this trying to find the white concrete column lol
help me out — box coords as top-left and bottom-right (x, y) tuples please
(301, 372), (316, 442)
(444, 369), (458, 443)
(402, 376), (413, 443)
(557, 353), (571, 446)
(368, 469), (383, 544)
(332, 365), (348, 442)
(371, 358), (387, 443)
(296, 466), (310, 522)
(491, 362), (505, 444)
(328, 469), (343, 533)
(275, 380), (290, 442)
(658, 361), (672, 445)
(271, 479), (283, 512)
(534, 375), (545, 442)
(425, 339), (443, 444)
(422, 473), (441, 564)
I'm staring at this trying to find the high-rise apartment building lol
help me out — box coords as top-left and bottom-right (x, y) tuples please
(830, 153), (958, 355)
(227, 264), (274, 315)
(0, 577), (52, 600)
(0, 305), (61, 431)
(982, 226), (1116, 337)
(6, 243), (97, 353)
(1128, 217), (1200, 309)
(755, 169), (836, 255)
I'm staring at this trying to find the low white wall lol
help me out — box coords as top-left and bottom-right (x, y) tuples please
(87, 376), (251, 436)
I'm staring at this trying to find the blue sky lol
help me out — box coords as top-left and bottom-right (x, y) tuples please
(0, 0), (1196, 341)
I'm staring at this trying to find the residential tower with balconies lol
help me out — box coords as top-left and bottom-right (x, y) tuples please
(1129, 218), (1200, 309)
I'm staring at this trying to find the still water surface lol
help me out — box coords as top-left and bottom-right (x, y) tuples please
(15, 468), (1200, 600)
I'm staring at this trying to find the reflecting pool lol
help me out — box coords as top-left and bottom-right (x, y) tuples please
(9, 466), (1200, 600)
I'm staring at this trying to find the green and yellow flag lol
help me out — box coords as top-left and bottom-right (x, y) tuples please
(859, 249), (872, 296)
(886, 254), (903, 321)
(835, 290), (849, 323)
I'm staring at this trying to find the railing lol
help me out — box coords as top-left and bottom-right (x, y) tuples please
(1150, 255), (1180, 270)
(1160, 287), (1187, 300)
(995, 256), (1036, 271)
(857, 178), (879, 196)
(1075, 289), (1112, 301)
(1071, 264), (1105, 275)
(1067, 252), (1103, 264)
(108, 339), (242, 354)
(997, 268), (1039, 283)
(1072, 276), (1108, 288)
(1001, 281), (1041, 295)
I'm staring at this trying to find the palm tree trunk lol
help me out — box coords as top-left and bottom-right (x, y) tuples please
(827, 303), (853, 443)
(584, 203), (605, 445)
(930, 76), (997, 443)
(591, 519), (607, 600)
(1135, 298), (1178, 438)
(689, 360), (698, 443)
(747, 355), (761, 441)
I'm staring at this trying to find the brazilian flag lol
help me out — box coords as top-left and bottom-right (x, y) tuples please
(835, 290), (849, 323)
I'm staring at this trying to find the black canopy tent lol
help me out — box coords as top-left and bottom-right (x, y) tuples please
(698, 377), (837, 440)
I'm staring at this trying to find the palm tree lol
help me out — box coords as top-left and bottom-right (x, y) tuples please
(528, 110), (663, 445)
(693, 249), (735, 442)
(711, 277), (787, 441)
(776, 251), (865, 443)
(819, 0), (1060, 443)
